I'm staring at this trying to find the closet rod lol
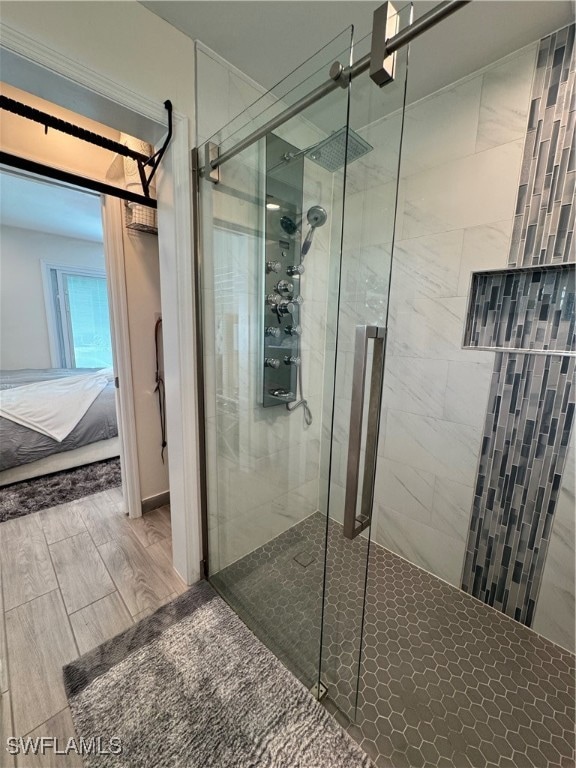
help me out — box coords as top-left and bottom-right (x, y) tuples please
(0, 151), (158, 209)
(0, 95), (150, 162)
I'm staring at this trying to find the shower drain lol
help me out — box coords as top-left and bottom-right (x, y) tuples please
(293, 550), (316, 568)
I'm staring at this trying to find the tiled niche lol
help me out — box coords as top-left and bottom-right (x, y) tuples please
(463, 263), (575, 353)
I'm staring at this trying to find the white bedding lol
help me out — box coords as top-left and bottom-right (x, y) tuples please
(0, 368), (112, 442)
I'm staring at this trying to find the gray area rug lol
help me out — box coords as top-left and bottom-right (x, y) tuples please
(64, 581), (371, 768)
(0, 458), (121, 524)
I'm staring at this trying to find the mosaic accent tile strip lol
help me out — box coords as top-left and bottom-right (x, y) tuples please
(211, 513), (576, 768)
(464, 24), (576, 628)
(463, 352), (575, 625)
(509, 24), (575, 267)
(464, 263), (575, 353)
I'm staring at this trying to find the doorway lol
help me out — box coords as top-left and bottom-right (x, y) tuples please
(0, 170), (123, 517)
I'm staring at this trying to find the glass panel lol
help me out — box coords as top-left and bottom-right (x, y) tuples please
(64, 273), (113, 368)
(198, 28), (354, 688)
(320, 4), (411, 723)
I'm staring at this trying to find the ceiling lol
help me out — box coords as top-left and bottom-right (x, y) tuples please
(0, 171), (104, 242)
(142, 1), (574, 102)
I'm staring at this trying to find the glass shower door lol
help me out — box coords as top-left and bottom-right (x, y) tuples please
(319, 9), (410, 724)
(196, 29), (357, 689)
(196, 3), (410, 726)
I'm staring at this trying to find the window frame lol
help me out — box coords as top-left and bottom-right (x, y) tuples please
(41, 261), (110, 369)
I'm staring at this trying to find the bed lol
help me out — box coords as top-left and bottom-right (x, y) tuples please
(0, 368), (119, 487)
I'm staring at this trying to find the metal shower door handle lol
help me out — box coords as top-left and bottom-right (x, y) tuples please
(343, 325), (386, 540)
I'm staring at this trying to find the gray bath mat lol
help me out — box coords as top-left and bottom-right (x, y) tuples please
(0, 458), (121, 524)
(63, 581), (371, 768)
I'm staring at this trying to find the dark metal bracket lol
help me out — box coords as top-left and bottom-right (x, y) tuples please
(0, 95), (173, 200)
(138, 100), (173, 198)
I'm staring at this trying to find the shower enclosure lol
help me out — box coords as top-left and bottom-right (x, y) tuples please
(194, 4), (575, 766)
(195, 11), (410, 716)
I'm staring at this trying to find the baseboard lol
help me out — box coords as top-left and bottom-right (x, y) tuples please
(141, 491), (170, 514)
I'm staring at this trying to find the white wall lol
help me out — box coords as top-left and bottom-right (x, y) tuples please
(1, 2), (195, 142)
(120, 209), (169, 502)
(0, 225), (105, 369)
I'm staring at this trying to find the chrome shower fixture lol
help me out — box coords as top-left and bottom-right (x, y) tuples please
(280, 205), (327, 256)
(302, 205), (327, 257)
(306, 127), (373, 172)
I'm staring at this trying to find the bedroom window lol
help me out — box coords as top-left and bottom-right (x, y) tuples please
(44, 265), (113, 369)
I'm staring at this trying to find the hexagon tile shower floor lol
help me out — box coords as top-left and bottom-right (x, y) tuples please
(212, 513), (575, 768)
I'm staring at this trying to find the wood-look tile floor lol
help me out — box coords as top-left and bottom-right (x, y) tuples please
(0, 488), (187, 766)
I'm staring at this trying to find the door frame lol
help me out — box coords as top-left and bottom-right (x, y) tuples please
(0, 23), (202, 584)
(101, 196), (142, 519)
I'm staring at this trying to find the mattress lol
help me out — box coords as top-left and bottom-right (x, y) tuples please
(0, 369), (118, 472)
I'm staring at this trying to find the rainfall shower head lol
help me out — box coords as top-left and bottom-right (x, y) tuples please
(305, 127), (373, 172)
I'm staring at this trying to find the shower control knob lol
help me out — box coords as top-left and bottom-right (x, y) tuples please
(265, 327), (281, 338)
(284, 356), (301, 367)
(276, 279), (294, 295)
(265, 358), (280, 369)
(286, 264), (305, 276)
(285, 325), (302, 337)
(274, 299), (296, 316)
(291, 295), (304, 306)
(267, 293), (282, 307)
(266, 261), (282, 274)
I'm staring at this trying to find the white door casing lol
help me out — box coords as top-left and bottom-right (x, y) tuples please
(101, 196), (142, 521)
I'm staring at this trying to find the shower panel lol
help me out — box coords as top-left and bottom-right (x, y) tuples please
(262, 134), (304, 407)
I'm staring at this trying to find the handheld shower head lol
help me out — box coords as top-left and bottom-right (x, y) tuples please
(306, 205), (327, 228)
(301, 205), (327, 257)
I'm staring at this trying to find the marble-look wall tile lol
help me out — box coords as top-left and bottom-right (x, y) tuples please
(400, 76), (482, 178)
(476, 45), (538, 152)
(431, 476), (475, 544)
(215, 479), (319, 567)
(340, 244), (392, 305)
(391, 229), (464, 304)
(342, 179), (399, 250)
(198, 48), (336, 572)
(383, 356), (448, 419)
(374, 504), (465, 587)
(348, 113), (402, 194)
(374, 458), (435, 525)
(389, 296), (488, 363)
(401, 139), (524, 241)
(457, 219), (513, 295)
(443, 359), (495, 428)
(381, 410), (483, 486)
